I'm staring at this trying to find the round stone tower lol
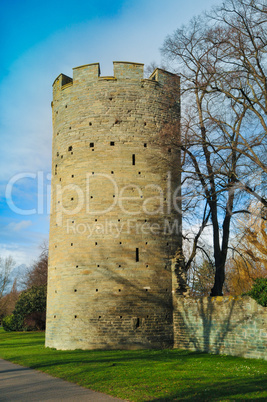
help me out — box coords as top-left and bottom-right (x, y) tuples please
(45, 61), (181, 350)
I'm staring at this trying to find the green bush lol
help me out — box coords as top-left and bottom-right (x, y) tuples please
(3, 286), (47, 332)
(2, 314), (18, 331)
(247, 277), (267, 307)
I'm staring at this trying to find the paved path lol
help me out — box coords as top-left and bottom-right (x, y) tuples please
(0, 358), (125, 401)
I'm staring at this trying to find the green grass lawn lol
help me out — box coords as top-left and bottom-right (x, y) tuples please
(0, 329), (266, 401)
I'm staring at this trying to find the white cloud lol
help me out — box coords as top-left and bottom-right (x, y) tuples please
(6, 220), (33, 232)
(0, 243), (39, 266)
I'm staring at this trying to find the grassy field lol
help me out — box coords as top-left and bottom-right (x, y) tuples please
(0, 329), (266, 401)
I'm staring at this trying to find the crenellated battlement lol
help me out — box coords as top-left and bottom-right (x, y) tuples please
(52, 61), (179, 93)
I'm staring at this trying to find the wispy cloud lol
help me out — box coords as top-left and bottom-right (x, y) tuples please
(6, 220), (33, 232)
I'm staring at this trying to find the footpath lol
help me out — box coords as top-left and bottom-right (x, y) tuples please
(0, 359), (125, 401)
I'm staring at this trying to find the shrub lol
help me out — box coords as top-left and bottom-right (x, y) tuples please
(247, 277), (267, 307)
(2, 285), (47, 332)
(2, 314), (18, 331)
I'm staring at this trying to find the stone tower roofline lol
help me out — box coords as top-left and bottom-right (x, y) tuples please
(52, 61), (179, 92)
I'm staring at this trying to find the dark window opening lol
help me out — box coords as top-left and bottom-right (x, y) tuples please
(90, 142), (94, 147)
(96, 289), (98, 292)
(132, 154), (135, 165)
(135, 318), (140, 329)
(110, 141), (115, 146)
(74, 289), (77, 292)
(74, 315), (77, 318)
(57, 152), (59, 156)
(72, 174), (74, 178)
(144, 143), (147, 147)
(69, 127), (71, 130)
(89, 122), (92, 126)
(136, 248), (139, 262)
(168, 148), (172, 153)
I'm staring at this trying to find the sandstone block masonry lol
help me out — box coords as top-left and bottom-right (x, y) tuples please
(45, 61), (181, 350)
(173, 296), (267, 360)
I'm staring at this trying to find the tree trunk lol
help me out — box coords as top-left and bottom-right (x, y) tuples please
(210, 255), (225, 296)
(172, 248), (190, 296)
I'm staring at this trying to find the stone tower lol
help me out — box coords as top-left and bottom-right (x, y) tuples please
(46, 61), (181, 350)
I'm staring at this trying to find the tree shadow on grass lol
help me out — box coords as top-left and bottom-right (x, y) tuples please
(150, 376), (267, 401)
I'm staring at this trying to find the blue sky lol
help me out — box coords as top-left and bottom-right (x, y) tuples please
(0, 0), (220, 267)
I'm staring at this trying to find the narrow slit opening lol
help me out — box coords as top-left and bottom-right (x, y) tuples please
(136, 248), (139, 262)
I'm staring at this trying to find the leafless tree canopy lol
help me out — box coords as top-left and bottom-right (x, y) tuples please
(0, 256), (15, 299)
(161, 0), (267, 295)
(24, 244), (48, 289)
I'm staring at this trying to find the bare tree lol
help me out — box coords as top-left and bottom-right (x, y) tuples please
(0, 279), (19, 322)
(0, 256), (15, 299)
(161, 0), (267, 295)
(206, 0), (267, 206)
(24, 244), (48, 289)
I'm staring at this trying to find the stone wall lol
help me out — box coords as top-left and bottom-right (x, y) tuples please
(46, 62), (181, 350)
(173, 296), (267, 360)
